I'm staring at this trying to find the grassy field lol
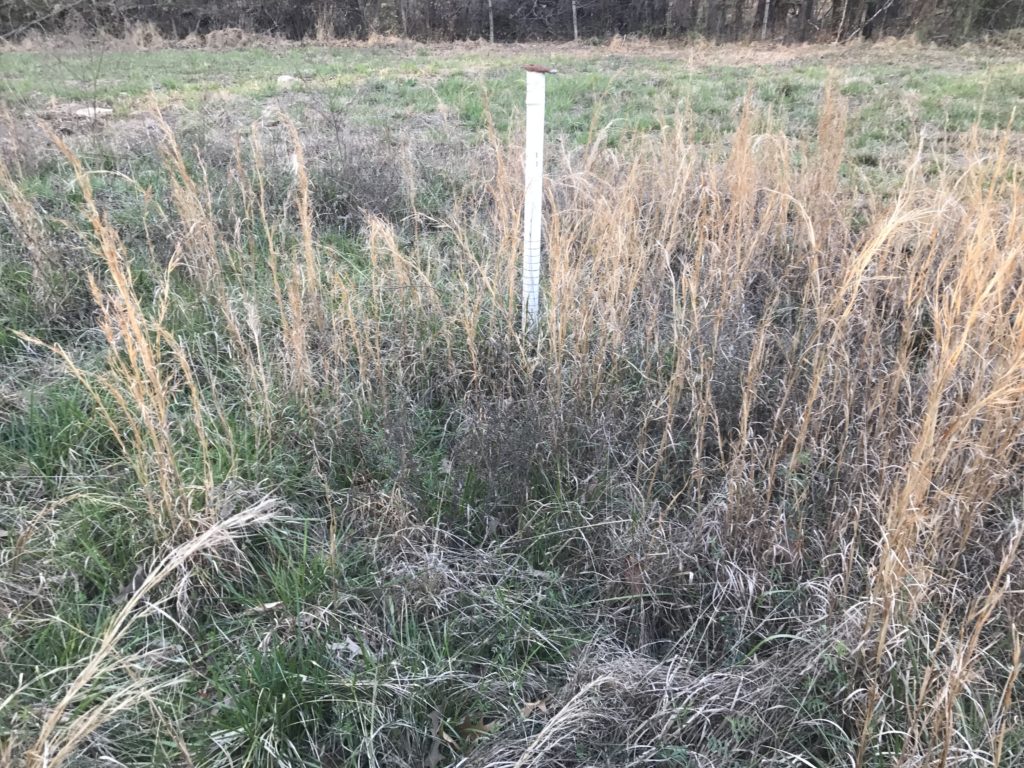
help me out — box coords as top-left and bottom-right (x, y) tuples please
(2, 38), (1024, 768)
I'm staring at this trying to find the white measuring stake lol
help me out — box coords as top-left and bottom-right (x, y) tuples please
(522, 68), (548, 332)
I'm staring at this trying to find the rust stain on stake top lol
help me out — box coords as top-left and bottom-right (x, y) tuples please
(524, 65), (558, 74)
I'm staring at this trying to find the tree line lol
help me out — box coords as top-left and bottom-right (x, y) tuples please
(2, 0), (1023, 43)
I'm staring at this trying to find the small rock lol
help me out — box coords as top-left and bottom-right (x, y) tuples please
(74, 107), (113, 119)
(277, 75), (300, 90)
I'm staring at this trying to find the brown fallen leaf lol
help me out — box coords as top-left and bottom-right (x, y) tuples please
(519, 699), (549, 719)
(456, 717), (498, 747)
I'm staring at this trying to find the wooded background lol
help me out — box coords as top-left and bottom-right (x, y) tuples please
(2, 0), (1023, 43)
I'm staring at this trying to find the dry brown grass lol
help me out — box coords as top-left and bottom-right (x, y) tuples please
(326, 94), (1022, 765)
(21, 499), (282, 768)
(1, 82), (1021, 766)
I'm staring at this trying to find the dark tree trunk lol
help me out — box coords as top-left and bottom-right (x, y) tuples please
(877, 0), (899, 34)
(685, 0), (699, 32)
(863, 0), (877, 36)
(831, 0), (844, 33)
(755, 0), (767, 31)
(706, 0), (726, 38)
(755, 0), (787, 37)
(799, 0), (816, 39)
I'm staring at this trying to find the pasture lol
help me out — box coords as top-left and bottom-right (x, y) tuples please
(1, 38), (1023, 768)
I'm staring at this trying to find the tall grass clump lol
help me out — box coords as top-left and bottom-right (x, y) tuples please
(1, 86), (1021, 767)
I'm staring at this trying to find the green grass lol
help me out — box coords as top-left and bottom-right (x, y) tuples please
(2, 43), (1021, 148)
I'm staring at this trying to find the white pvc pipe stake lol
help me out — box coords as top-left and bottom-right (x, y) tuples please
(522, 69), (547, 332)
